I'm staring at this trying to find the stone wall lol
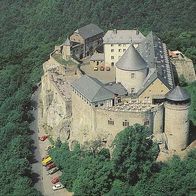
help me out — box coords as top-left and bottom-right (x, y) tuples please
(71, 91), (153, 146)
(171, 56), (196, 83)
(70, 33), (85, 44)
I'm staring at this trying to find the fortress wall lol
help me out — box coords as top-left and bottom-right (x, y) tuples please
(71, 91), (153, 145)
(71, 91), (95, 142)
(95, 108), (153, 140)
(171, 58), (196, 83)
(165, 102), (190, 151)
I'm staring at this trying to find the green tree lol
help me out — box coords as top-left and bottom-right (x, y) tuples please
(73, 150), (113, 196)
(135, 149), (196, 196)
(112, 124), (159, 185)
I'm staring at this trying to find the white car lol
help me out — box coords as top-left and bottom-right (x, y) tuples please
(52, 183), (64, 191)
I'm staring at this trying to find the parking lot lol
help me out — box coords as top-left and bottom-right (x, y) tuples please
(80, 63), (115, 84)
(30, 87), (72, 196)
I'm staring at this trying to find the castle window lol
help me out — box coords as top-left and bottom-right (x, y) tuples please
(111, 62), (114, 66)
(118, 44), (121, 46)
(119, 49), (121, 52)
(123, 120), (129, 127)
(131, 73), (135, 78)
(111, 56), (114, 59)
(95, 104), (98, 107)
(108, 119), (114, 125)
(111, 49), (114, 52)
(100, 103), (103, 106)
(144, 120), (149, 126)
(111, 44), (114, 47)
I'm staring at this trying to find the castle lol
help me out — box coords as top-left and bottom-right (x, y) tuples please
(41, 24), (195, 153)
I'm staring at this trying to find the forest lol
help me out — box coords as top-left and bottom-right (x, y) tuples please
(0, 0), (195, 195)
(50, 125), (196, 195)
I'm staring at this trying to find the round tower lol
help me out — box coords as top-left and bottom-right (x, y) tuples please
(115, 45), (147, 93)
(62, 38), (71, 60)
(164, 86), (190, 151)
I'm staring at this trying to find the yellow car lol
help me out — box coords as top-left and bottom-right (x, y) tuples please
(42, 156), (52, 166)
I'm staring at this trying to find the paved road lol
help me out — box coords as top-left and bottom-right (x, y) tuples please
(30, 87), (72, 196)
(30, 87), (43, 193)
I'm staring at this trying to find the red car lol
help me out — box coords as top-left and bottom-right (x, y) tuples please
(39, 135), (48, 141)
(46, 162), (56, 171)
(51, 176), (60, 184)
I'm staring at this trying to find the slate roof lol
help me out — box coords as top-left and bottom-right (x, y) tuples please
(90, 53), (105, 61)
(64, 38), (70, 46)
(104, 82), (127, 96)
(75, 24), (103, 40)
(71, 75), (114, 103)
(116, 45), (147, 71)
(103, 30), (145, 44)
(165, 86), (190, 102)
(137, 32), (175, 92)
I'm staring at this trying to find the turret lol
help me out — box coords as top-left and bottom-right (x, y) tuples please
(115, 45), (147, 93)
(164, 86), (190, 151)
(62, 38), (71, 60)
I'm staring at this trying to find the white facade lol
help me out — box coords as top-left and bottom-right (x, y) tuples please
(104, 43), (131, 67)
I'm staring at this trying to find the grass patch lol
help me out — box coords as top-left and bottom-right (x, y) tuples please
(52, 53), (78, 67)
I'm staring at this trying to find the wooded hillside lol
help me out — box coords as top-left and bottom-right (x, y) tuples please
(0, 0), (195, 194)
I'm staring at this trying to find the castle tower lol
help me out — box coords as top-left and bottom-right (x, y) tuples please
(62, 38), (71, 60)
(164, 86), (190, 151)
(115, 45), (147, 93)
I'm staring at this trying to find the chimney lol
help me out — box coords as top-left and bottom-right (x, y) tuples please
(113, 29), (117, 34)
(136, 28), (139, 35)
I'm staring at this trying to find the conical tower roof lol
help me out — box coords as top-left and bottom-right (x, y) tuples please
(64, 38), (70, 46)
(166, 86), (190, 102)
(116, 45), (147, 71)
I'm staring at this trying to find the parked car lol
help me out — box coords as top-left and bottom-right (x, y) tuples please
(52, 183), (64, 191)
(106, 66), (110, 71)
(47, 167), (59, 175)
(51, 176), (60, 184)
(100, 66), (104, 71)
(38, 135), (48, 141)
(46, 162), (56, 171)
(42, 155), (49, 161)
(45, 145), (55, 152)
(42, 156), (52, 166)
(93, 66), (98, 71)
